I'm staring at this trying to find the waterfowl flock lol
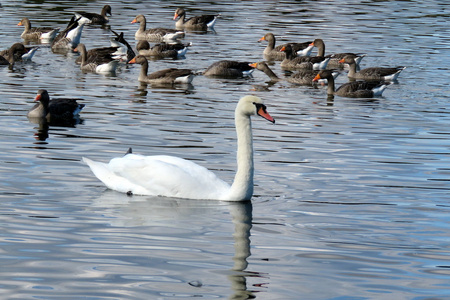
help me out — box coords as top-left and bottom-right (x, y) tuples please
(4, 4), (407, 201)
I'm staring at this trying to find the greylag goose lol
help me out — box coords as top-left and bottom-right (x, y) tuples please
(311, 39), (366, 68)
(258, 33), (313, 61)
(339, 56), (406, 81)
(280, 44), (330, 70)
(203, 60), (255, 78)
(74, 43), (119, 73)
(132, 15), (184, 42)
(128, 55), (194, 84)
(74, 5), (111, 25)
(0, 43), (38, 62)
(82, 95), (274, 200)
(173, 8), (220, 31)
(136, 40), (191, 59)
(18, 17), (60, 41)
(250, 61), (336, 85)
(51, 16), (86, 51)
(27, 89), (85, 121)
(0, 43), (26, 66)
(313, 70), (391, 98)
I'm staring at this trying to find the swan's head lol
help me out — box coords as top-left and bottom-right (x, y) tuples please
(237, 96), (275, 123)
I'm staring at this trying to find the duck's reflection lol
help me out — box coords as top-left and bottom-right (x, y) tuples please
(88, 191), (265, 298)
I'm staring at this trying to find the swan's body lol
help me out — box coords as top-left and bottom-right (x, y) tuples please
(83, 95), (275, 201)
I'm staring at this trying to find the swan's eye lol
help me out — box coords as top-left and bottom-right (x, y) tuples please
(254, 103), (266, 113)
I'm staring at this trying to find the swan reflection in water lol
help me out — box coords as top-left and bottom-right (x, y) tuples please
(88, 191), (267, 298)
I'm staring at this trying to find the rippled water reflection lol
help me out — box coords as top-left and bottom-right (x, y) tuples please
(1, 0), (449, 299)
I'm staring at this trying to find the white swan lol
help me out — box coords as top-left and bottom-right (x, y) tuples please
(83, 96), (275, 201)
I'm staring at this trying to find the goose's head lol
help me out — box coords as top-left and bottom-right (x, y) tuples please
(35, 89), (50, 106)
(237, 96), (275, 123)
(131, 15), (145, 24)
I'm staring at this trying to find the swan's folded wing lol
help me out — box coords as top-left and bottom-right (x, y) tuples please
(107, 154), (230, 198)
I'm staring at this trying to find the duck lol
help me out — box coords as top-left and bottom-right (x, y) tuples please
(0, 43), (27, 66)
(74, 43), (119, 73)
(74, 4), (112, 25)
(311, 39), (366, 68)
(82, 95), (275, 200)
(0, 43), (38, 62)
(128, 55), (194, 84)
(27, 89), (85, 121)
(136, 40), (191, 59)
(132, 14), (185, 42)
(339, 55), (406, 81)
(258, 33), (313, 61)
(51, 16), (86, 51)
(280, 44), (330, 70)
(203, 60), (255, 78)
(313, 70), (391, 98)
(17, 17), (60, 41)
(173, 7), (220, 31)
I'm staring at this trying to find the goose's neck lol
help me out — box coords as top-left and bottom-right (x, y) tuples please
(262, 65), (280, 81)
(347, 61), (357, 77)
(79, 47), (87, 66)
(327, 75), (336, 95)
(317, 43), (325, 57)
(266, 37), (276, 51)
(139, 60), (149, 81)
(176, 14), (186, 27)
(228, 112), (254, 201)
(140, 19), (146, 32)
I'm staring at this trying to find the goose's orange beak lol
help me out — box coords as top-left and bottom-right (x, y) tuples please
(312, 74), (321, 82)
(338, 58), (345, 63)
(258, 36), (266, 42)
(173, 13), (179, 20)
(128, 57), (136, 64)
(35, 94), (41, 101)
(249, 62), (257, 68)
(279, 46), (286, 52)
(17, 21), (23, 26)
(131, 18), (137, 24)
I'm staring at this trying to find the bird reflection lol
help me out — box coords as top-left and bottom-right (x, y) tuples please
(88, 191), (266, 298)
(28, 116), (84, 142)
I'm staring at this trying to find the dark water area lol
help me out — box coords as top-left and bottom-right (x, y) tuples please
(0, 0), (449, 299)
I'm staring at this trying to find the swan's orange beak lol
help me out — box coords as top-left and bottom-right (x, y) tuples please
(249, 62), (257, 68)
(17, 21), (23, 26)
(257, 105), (275, 123)
(338, 58), (345, 63)
(35, 94), (41, 102)
(128, 57), (136, 64)
(312, 74), (321, 82)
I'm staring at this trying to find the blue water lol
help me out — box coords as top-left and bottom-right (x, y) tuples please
(0, 0), (449, 299)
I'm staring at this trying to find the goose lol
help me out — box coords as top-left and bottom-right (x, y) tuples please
(17, 17), (60, 41)
(132, 14), (184, 42)
(128, 55), (194, 84)
(51, 16), (86, 51)
(311, 39), (366, 68)
(74, 5), (111, 25)
(339, 55), (406, 81)
(82, 95), (275, 200)
(258, 33), (313, 61)
(0, 43), (26, 66)
(74, 43), (119, 73)
(110, 30), (136, 62)
(250, 61), (337, 85)
(0, 43), (38, 62)
(280, 44), (330, 70)
(173, 7), (220, 31)
(203, 60), (255, 78)
(313, 70), (391, 98)
(136, 40), (191, 59)
(27, 89), (85, 121)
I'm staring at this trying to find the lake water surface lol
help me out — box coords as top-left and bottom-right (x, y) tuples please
(1, 0), (450, 299)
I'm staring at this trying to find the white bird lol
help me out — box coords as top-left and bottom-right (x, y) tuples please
(83, 95), (275, 201)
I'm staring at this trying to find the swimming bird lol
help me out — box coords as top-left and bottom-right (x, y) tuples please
(132, 14), (184, 42)
(17, 17), (60, 41)
(339, 55), (406, 81)
(0, 43), (38, 62)
(74, 4), (112, 25)
(258, 33), (313, 61)
(0, 43), (27, 66)
(51, 16), (86, 51)
(313, 70), (391, 98)
(128, 55), (194, 84)
(27, 89), (85, 121)
(173, 7), (220, 31)
(136, 40), (191, 59)
(74, 43), (119, 73)
(82, 95), (275, 200)
(203, 60), (255, 78)
(311, 39), (366, 68)
(280, 44), (330, 70)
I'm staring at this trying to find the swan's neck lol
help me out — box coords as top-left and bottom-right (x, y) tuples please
(139, 60), (149, 81)
(228, 112), (254, 201)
